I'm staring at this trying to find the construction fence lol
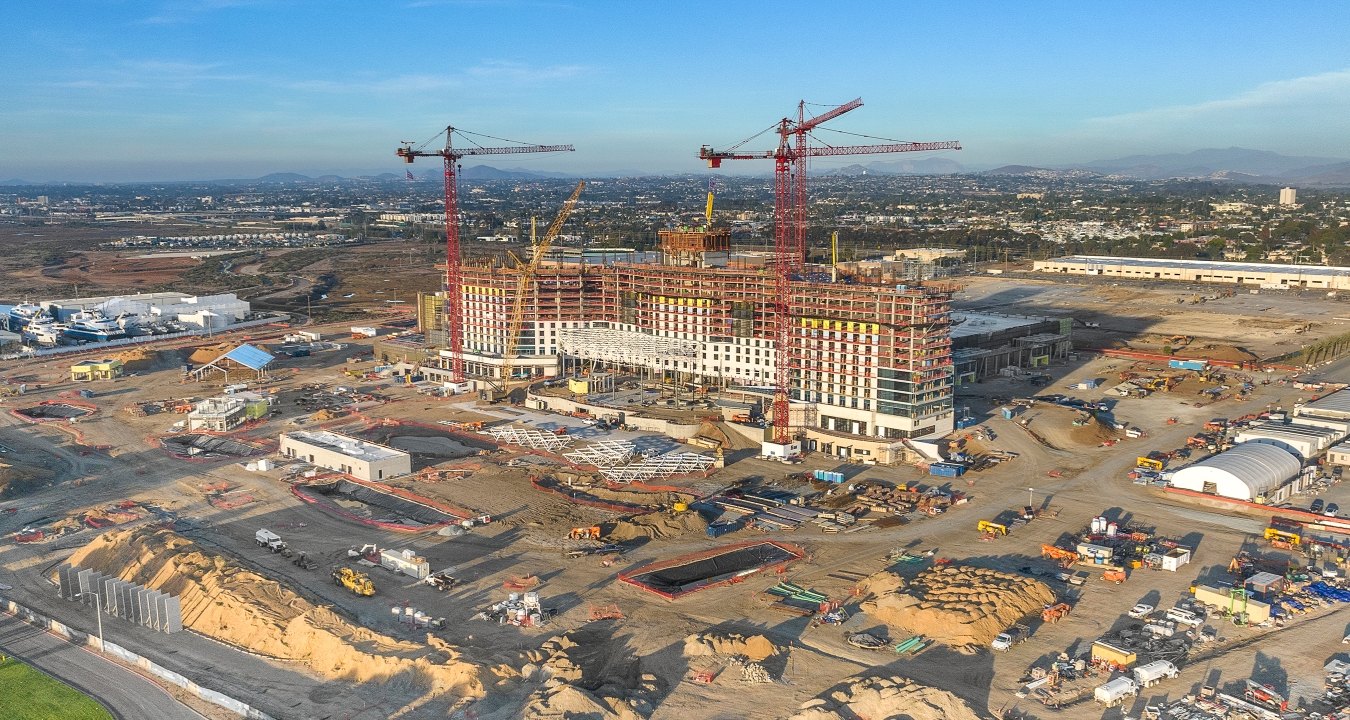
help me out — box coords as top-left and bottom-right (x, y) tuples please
(0, 594), (277, 720)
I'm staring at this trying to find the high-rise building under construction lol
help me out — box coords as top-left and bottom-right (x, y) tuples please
(417, 226), (956, 446)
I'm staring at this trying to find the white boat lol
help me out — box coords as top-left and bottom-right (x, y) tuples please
(7, 303), (44, 331)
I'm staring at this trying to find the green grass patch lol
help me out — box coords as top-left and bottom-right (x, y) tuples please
(0, 656), (113, 720)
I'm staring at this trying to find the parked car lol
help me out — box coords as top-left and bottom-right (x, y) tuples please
(1312, 499), (1325, 513)
(1328, 503), (1340, 517)
(1128, 603), (1154, 619)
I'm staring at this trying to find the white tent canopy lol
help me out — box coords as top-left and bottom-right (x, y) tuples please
(1170, 443), (1300, 501)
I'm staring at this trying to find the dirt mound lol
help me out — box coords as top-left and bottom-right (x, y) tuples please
(791, 675), (991, 720)
(509, 632), (659, 720)
(186, 342), (268, 365)
(576, 485), (694, 509)
(859, 565), (1056, 651)
(682, 631), (781, 662)
(66, 528), (482, 699)
(603, 510), (707, 541)
(112, 347), (158, 370)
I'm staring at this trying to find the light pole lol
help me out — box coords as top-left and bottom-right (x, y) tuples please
(1027, 487), (1035, 509)
(77, 591), (104, 650)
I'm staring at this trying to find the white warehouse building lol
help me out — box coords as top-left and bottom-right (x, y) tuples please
(1033, 256), (1350, 291)
(1235, 421), (1344, 460)
(1169, 442), (1302, 502)
(1297, 389), (1350, 422)
(279, 430), (411, 482)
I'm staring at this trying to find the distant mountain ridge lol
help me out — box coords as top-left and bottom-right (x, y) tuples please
(822, 157), (964, 176)
(1077, 147), (1350, 185)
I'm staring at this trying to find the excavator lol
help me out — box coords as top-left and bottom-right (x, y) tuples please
(331, 566), (376, 596)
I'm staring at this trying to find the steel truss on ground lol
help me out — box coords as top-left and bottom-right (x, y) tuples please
(564, 439), (636, 468)
(599, 451), (716, 483)
(485, 425), (574, 451)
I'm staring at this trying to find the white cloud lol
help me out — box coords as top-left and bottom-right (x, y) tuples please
(1042, 67), (1350, 160)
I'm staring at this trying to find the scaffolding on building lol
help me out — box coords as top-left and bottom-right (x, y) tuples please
(558, 327), (699, 367)
(563, 440), (636, 468)
(484, 426), (574, 451)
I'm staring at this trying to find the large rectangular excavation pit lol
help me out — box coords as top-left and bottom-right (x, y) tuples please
(618, 541), (804, 599)
(294, 478), (469, 531)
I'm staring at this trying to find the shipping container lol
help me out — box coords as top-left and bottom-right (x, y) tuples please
(1168, 359), (1208, 371)
(929, 462), (966, 478)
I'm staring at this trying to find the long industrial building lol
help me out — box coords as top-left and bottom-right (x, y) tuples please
(1033, 256), (1350, 291)
(418, 228), (957, 440)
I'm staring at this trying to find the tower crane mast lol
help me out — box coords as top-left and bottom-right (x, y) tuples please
(699, 99), (959, 444)
(397, 127), (573, 383)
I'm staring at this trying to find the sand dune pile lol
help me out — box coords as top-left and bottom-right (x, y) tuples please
(584, 486), (694, 508)
(682, 631), (782, 662)
(67, 528), (482, 698)
(604, 510), (707, 541)
(790, 675), (990, 720)
(506, 632), (658, 720)
(112, 348), (158, 370)
(860, 565), (1055, 650)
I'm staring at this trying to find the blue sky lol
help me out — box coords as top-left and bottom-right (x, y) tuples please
(3, 1), (1350, 181)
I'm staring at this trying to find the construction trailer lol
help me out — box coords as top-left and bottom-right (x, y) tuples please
(1193, 584), (1271, 624)
(1090, 640), (1137, 668)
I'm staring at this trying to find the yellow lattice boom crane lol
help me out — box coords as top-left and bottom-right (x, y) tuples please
(492, 181), (586, 400)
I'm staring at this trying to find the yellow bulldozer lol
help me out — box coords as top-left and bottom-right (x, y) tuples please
(331, 566), (375, 596)
(568, 526), (601, 540)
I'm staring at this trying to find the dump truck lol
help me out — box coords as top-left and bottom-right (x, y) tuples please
(256, 528), (287, 553)
(332, 566), (376, 596)
(991, 624), (1028, 651)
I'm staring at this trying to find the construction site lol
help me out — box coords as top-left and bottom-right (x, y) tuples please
(6, 102), (1350, 720)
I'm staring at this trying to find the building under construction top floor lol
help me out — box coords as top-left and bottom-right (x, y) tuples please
(418, 239), (956, 440)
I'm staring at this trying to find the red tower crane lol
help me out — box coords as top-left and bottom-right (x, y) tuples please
(699, 99), (959, 444)
(398, 127), (573, 382)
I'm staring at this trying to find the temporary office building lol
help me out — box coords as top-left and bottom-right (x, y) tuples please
(1169, 442), (1300, 501)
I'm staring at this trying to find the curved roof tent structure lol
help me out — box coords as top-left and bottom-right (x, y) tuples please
(1170, 443), (1301, 501)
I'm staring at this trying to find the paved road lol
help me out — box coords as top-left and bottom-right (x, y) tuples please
(0, 612), (204, 720)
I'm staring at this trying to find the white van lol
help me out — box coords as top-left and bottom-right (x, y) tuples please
(1165, 607), (1203, 627)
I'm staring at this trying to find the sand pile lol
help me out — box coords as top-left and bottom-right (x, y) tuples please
(509, 632), (658, 720)
(859, 565), (1055, 650)
(67, 528), (482, 698)
(112, 347), (157, 370)
(790, 675), (991, 720)
(682, 631), (782, 662)
(604, 510), (707, 541)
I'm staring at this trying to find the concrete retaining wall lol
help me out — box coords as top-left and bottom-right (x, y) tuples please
(525, 393), (701, 439)
(1, 595), (276, 720)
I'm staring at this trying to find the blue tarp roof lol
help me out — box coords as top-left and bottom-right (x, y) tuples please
(223, 343), (274, 370)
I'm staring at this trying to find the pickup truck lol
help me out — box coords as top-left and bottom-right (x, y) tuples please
(991, 624), (1029, 651)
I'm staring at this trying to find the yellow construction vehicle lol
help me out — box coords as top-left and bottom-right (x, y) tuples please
(1136, 456), (1165, 472)
(491, 181), (585, 401)
(977, 520), (1008, 536)
(1264, 527), (1301, 548)
(331, 566), (375, 596)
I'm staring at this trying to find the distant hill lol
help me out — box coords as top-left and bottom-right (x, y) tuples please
(254, 172), (314, 183)
(981, 165), (1050, 176)
(822, 157), (964, 176)
(1080, 147), (1347, 181)
(458, 164), (576, 180)
(0, 178), (34, 186)
(1280, 160), (1350, 186)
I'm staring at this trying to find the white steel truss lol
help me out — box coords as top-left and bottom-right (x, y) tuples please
(484, 425), (574, 451)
